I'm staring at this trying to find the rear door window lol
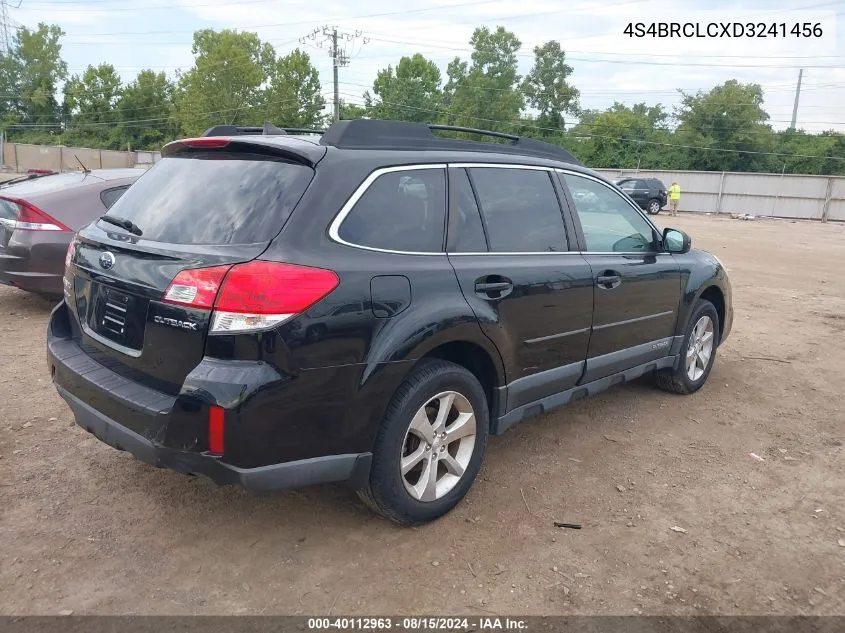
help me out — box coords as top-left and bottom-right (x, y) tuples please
(338, 168), (446, 253)
(468, 168), (568, 253)
(102, 154), (313, 245)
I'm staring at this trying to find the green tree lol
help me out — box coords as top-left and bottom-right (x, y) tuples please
(365, 53), (443, 123)
(177, 29), (275, 136)
(339, 99), (368, 120)
(675, 80), (774, 172)
(263, 48), (325, 128)
(570, 102), (675, 169)
(770, 129), (845, 176)
(521, 40), (579, 135)
(444, 26), (524, 132)
(114, 70), (177, 150)
(5, 23), (67, 138)
(62, 63), (122, 146)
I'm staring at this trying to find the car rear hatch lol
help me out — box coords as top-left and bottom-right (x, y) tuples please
(1, 172), (83, 247)
(65, 138), (326, 394)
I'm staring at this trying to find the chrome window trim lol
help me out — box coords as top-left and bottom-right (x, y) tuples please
(327, 163), (449, 256)
(327, 162), (666, 257)
(450, 163), (555, 171)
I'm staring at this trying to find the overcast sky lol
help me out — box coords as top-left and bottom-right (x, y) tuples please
(10, 0), (845, 132)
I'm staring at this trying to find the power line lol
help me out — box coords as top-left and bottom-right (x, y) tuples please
(301, 26), (368, 122)
(48, 0), (508, 37)
(360, 35), (845, 69)
(0, 0), (22, 52)
(336, 93), (845, 160)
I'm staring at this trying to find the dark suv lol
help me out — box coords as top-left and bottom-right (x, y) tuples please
(47, 121), (732, 525)
(615, 177), (667, 215)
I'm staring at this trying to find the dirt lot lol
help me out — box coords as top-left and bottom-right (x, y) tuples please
(1, 214), (844, 616)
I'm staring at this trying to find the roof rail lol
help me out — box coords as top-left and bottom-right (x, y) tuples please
(319, 120), (582, 165)
(202, 121), (326, 137)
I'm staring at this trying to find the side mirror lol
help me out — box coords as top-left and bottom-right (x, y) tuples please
(663, 228), (691, 254)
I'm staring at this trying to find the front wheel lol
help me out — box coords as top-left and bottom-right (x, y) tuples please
(358, 359), (489, 525)
(656, 299), (720, 395)
(647, 198), (662, 215)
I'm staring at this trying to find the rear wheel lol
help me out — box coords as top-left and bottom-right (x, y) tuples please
(647, 198), (662, 215)
(358, 359), (489, 525)
(656, 299), (720, 395)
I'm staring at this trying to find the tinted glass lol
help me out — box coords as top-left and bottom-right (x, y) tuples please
(103, 155), (313, 245)
(469, 168), (567, 253)
(339, 168), (446, 252)
(448, 169), (487, 253)
(100, 186), (128, 209)
(562, 173), (657, 253)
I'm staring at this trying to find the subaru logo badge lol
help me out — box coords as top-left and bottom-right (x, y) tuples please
(99, 251), (115, 270)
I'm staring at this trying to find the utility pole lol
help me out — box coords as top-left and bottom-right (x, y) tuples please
(0, 0), (22, 53)
(301, 26), (368, 122)
(332, 29), (340, 123)
(790, 68), (803, 131)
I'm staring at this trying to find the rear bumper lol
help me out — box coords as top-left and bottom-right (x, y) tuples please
(59, 385), (370, 492)
(0, 230), (68, 295)
(47, 301), (372, 492)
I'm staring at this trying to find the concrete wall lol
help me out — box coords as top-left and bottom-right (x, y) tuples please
(1, 144), (842, 222)
(595, 168), (843, 222)
(1, 142), (161, 174)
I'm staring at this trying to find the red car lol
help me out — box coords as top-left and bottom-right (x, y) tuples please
(0, 169), (141, 297)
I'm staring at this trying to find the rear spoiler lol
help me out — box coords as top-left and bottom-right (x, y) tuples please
(161, 135), (327, 167)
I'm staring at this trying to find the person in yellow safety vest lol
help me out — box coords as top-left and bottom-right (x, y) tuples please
(668, 181), (681, 216)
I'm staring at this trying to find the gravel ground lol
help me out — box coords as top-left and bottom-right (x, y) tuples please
(1, 214), (844, 616)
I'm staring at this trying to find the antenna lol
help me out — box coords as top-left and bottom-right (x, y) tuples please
(74, 154), (90, 174)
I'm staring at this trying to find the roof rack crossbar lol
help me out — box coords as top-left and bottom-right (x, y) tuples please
(319, 120), (582, 166)
(202, 122), (327, 137)
(427, 124), (519, 141)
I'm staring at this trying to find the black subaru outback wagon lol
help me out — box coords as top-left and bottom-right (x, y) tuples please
(48, 120), (732, 525)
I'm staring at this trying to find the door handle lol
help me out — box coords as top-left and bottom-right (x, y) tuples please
(596, 271), (622, 290)
(475, 282), (511, 292)
(474, 277), (513, 299)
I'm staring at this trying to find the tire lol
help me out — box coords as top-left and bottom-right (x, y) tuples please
(646, 198), (662, 215)
(357, 359), (489, 526)
(656, 299), (720, 395)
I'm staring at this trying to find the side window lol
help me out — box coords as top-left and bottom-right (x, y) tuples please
(447, 168), (487, 253)
(338, 168), (446, 252)
(469, 168), (568, 253)
(562, 173), (658, 253)
(100, 186), (129, 210)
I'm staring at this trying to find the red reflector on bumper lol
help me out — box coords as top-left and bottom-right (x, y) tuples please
(208, 405), (225, 456)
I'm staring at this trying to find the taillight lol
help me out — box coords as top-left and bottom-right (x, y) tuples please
(65, 236), (78, 269)
(181, 138), (230, 149)
(163, 265), (230, 309)
(0, 197), (70, 231)
(162, 261), (339, 334)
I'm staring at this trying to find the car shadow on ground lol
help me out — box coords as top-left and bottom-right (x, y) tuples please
(88, 373), (664, 533)
(0, 286), (60, 315)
